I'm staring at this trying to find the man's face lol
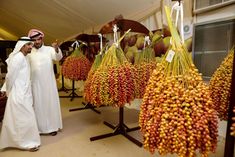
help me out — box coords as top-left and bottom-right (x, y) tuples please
(21, 42), (34, 55)
(32, 36), (43, 49)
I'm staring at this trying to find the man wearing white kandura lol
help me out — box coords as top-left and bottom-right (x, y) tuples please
(0, 37), (41, 152)
(28, 29), (63, 136)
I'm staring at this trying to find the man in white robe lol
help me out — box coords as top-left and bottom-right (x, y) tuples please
(0, 37), (41, 151)
(28, 29), (63, 136)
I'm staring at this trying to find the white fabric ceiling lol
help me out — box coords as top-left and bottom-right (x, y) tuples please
(0, 0), (161, 44)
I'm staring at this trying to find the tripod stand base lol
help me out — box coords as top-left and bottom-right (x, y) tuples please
(69, 102), (101, 114)
(59, 91), (82, 101)
(58, 86), (72, 93)
(90, 121), (142, 147)
(59, 80), (82, 101)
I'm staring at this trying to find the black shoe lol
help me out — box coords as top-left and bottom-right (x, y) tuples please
(29, 146), (39, 152)
(49, 131), (57, 136)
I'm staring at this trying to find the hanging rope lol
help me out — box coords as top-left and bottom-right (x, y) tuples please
(170, 1), (184, 43)
(144, 36), (151, 49)
(71, 40), (79, 49)
(98, 33), (103, 54)
(113, 24), (119, 47)
(77, 40), (88, 46)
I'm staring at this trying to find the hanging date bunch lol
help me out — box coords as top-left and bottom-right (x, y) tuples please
(139, 6), (218, 157)
(84, 34), (106, 103)
(134, 36), (157, 98)
(61, 43), (91, 81)
(89, 28), (137, 107)
(84, 49), (105, 103)
(84, 54), (103, 103)
(209, 47), (234, 120)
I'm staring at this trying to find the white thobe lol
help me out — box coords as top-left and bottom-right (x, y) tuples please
(28, 45), (63, 133)
(0, 52), (40, 149)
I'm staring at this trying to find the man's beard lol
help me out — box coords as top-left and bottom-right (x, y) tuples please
(34, 43), (42, 49)
(27, 49), (32, 54)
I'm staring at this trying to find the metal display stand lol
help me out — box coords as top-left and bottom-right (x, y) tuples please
(90, 107), (142, 147)
(66, 34), (106, 113)
(60, 80), (82, 101)
(58, 41), (74, 93)
(58, 74), (72, 93)
(89, 17), (149, 147)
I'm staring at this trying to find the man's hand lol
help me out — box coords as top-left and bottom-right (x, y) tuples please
(0, 91), (6, 97)
(52, 40), (59, 53)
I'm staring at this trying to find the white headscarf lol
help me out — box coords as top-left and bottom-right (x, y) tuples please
(6, 37), (34, 65)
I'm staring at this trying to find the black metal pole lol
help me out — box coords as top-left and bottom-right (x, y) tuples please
(120, 107), (124, 125)
(58, 74), (71, 93)
(58, 74), (65, 91)
(70, 80), (76, 101)
(62, 74), (65, 88)
(72, 80), (75, 93)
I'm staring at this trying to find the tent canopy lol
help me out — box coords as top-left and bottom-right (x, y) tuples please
(0, 0), (160, 44)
